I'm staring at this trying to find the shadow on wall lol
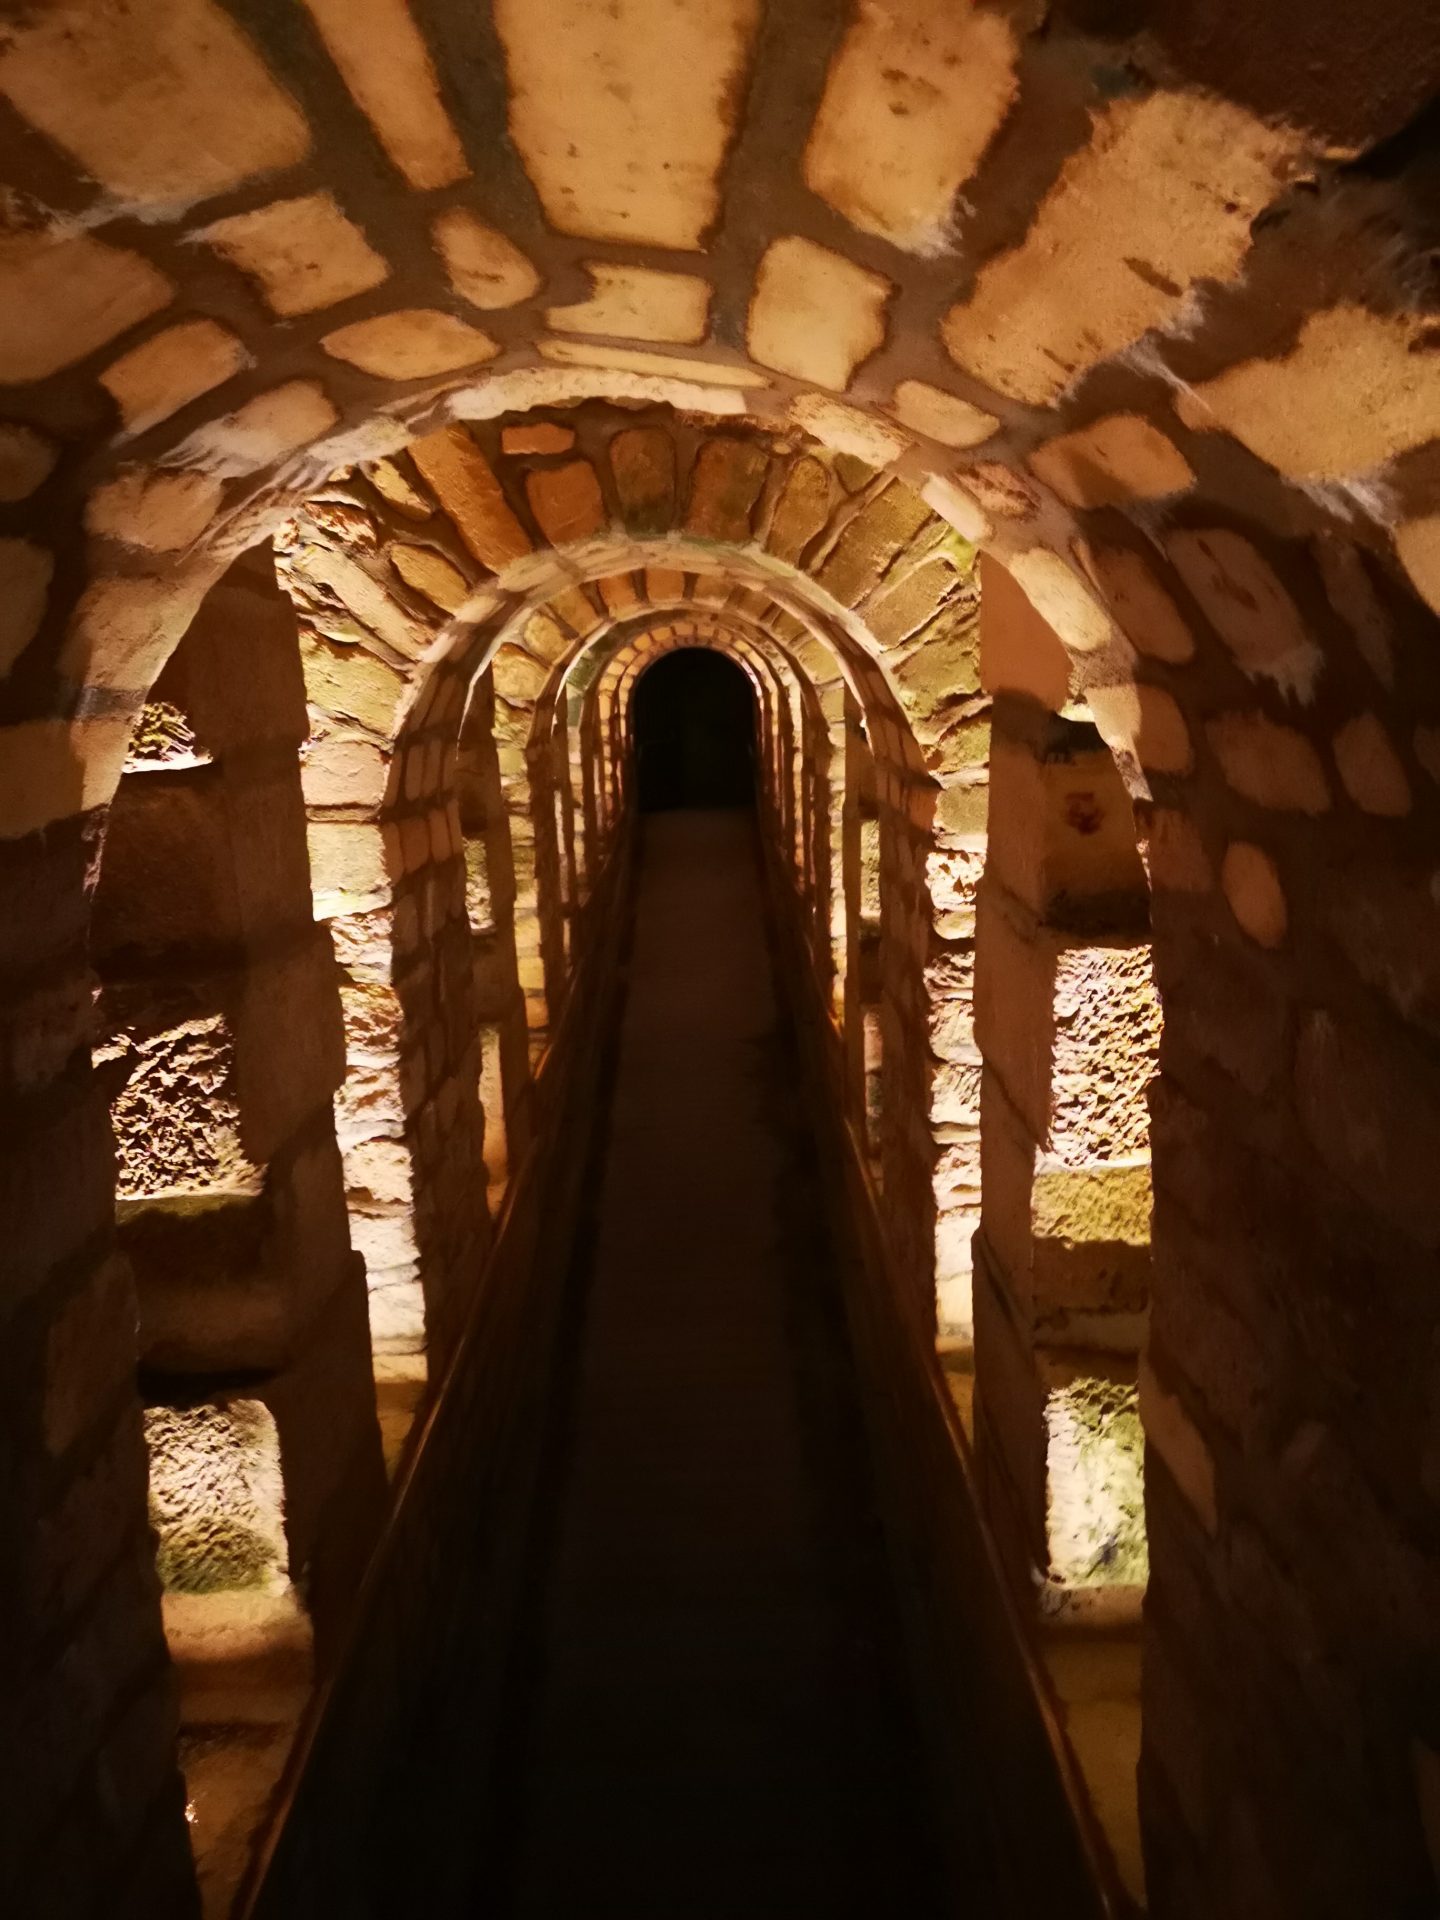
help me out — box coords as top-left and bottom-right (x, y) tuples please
(633, 647), (757, 812)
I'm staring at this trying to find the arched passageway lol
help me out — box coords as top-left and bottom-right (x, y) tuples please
(487, 805), (956, 1916)
(633, 649), (756, 812)
(2, 7), (1439, 1919)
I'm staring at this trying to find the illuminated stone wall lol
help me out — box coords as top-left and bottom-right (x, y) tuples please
(0, 4), (1438, 1916)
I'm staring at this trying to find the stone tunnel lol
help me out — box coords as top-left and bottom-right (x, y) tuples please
(1, 2), (1438, 1915)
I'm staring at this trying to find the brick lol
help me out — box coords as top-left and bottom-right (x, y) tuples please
(685, 437), (769, 543)
(410, 427), (532, 570)
(525, 460), (606, 544)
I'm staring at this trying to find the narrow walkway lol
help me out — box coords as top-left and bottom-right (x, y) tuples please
(494, 809), (950, 1918)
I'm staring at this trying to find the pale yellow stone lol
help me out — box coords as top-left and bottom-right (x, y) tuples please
(1332, 713), (1411, 818)
(300, 0), (467, 189)
(290, 546), (429, 657)
(389, 544), (470, 614)
(0, 540), (54, 678)
(537, 339), (764, 387)
(461, 360), (751, 416)
(1009, 548), (1115, 655)
(1029, 414), (1194, 507)
(921, 474), (991, 544)
(521, 614), (574, 668)
(321, 310), (499, 380)
(942, 92), (1300, 404)
(1220, 841), (1286, 948)
(493, 643), (548, 703)
(368, 458), (434, 520)
(1074, 541), (1195, 665)
(1138, 1355), (1218, 1532)
(1207, 713), (1329, 814)
(202, 193), (389, 318)
(308, 821), (391, 912)
(1396, 516), (1440, 617)
(0, 425), (57, 502)
(59, 571), (208, 693)
(1166, 529), (1319, 699)
(302, 640), (407, 734)
(1088, 681), (1191, 775)
(0, 716), (133, 839)
(494, 0), (760, 250)
(748, 236), (891, 392)
(889, 379), (999, 451)
(0, 230), (172, 384)
(805, 0), (1017, 254)
(186, 382), (339, 474)
(788, 395), (907, 469)
(0, 0), (310, 209)
(1177, 306), (1440, 480)
(548, 264), (710, 345)
(85, 469), (224, 552)
(502, 423), (575, 456)
(432, 208), (541, 312)
(99, 319), (249, 435)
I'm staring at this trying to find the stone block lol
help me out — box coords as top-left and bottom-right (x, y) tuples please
(548, 262), (710, 343)
(321, 309), (498, 379)
(748, 234), (891, 391)
(300, 0), (467, 190)
(202, 192), (389, 318)
(432, 206), (540, 310)
(0, 228), (172, 384)
(100, 317), (249, 435)
(493, 0), (756, 250)
(410, 426), (532, 570)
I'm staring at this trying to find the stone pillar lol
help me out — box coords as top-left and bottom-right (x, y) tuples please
(90, 548), (386, 1907)
(974, 690), (1157, 1610)
(457, 669), (534, 1210)
(0, 811), (199, 1917)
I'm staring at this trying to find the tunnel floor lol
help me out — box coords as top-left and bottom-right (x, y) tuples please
(482, 808), (962, 1917)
